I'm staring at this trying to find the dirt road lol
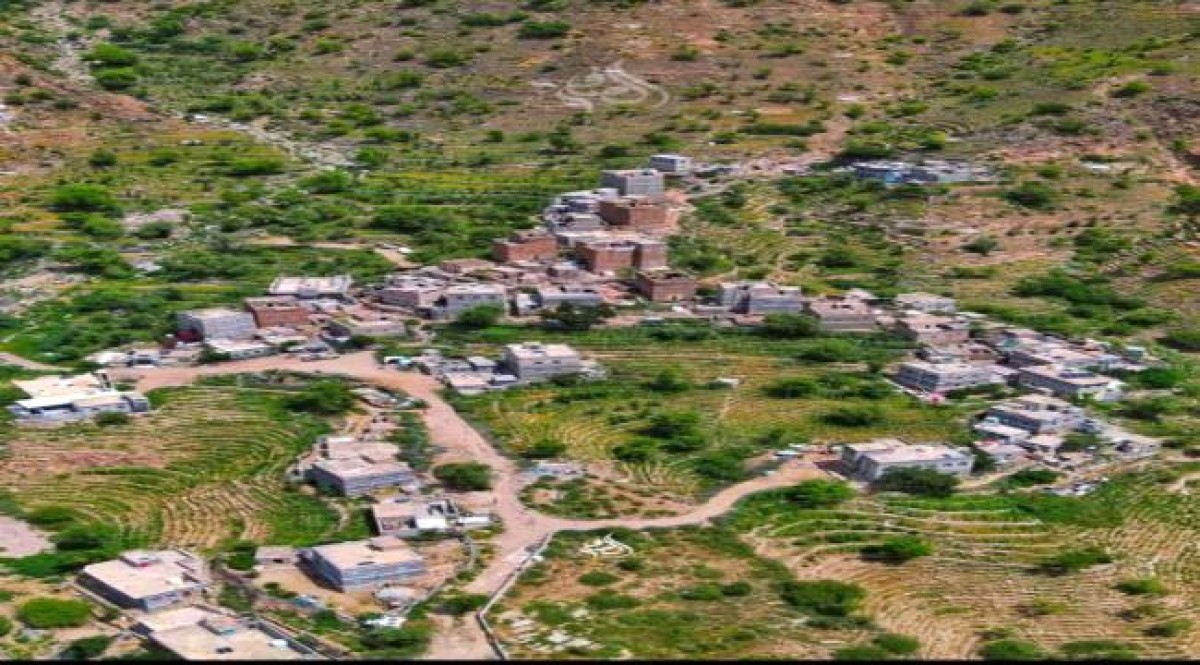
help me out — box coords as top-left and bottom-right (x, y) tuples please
(114, 352), (828, 660)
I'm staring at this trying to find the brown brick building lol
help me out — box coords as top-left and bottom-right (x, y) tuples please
(492, 230), (559, 263)
(245, 297), (310, 328)
(596, 197), (678, 234)
(634, 271), (697, 302)
(576, 241), (635, 273)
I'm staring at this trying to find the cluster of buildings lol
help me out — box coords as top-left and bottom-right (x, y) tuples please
(843, 159), (995, 186)
(411, 342), (604, 396)
(6, 371), (149, 424)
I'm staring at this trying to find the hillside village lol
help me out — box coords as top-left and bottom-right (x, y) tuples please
(0, 0), (1197, 661)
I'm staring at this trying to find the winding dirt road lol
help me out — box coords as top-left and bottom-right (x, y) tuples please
(112, 351), (828, 659)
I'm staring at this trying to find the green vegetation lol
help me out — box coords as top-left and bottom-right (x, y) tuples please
(1039, 547), (1113, 576)
(876, 467), (960, 497)
(860, 536), (934, 563)
(433, 462), (493, 491)
(17, 597), (93, 628)
(777, 579), (866, 617)
(979, 639), (1049, 660)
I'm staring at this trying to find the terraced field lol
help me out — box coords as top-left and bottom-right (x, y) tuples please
(0, 386), (338, 550)
(729, 479), (1200, 659)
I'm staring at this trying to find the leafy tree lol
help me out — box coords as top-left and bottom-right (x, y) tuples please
(540, 303), (614, 331)
(820, 405), (885, 428)
(454, 304), (504, 329)
(17, 597), (93, 628)
(644, 368), (691, 393)
(1003, 182), (1057, 210)
(691, 450), (747, 482)
(1039, 547), (1113, 576)
(765, 377), (818, 398)
(874, 633), (920, 655)
(94, 411), (130, 427)
(760, 312), (821, 339)
(578, 571), (619, 587)
(439, 593), (488, 615)
(0, 616), (11, 637)
(285, 380), (355, 415)
(777, 579), (866, 616)
(1115, 577), (1166, 596)
(1161, 328), (1200, 352)
(963, 235), (1000, 256)
(433, 462), (493, 491)
(48, 184), (120, 215)
(60, 635), (114, 659)
(979, 639), (1048, 660)
(860, 535), (933, 563)
(1145, 618), (1192, 638)
(1169, 184), (1200, 217)
(1002, 468), (1059, 488)
(522, 437), (566, 459)
(876, 467), (960, 497)
(84, 43), (138, 67)
(786, 480), (854, 508)
(87, 149), (118, 168)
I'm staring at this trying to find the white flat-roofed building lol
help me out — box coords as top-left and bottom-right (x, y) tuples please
(536, 285), (604, 310)
(973, 421), (1032, 445)
(804, 297), (876, 332)
(1017, 364), (1123, 401)
(896, 314), (971, 346)
(984, 394), (1086, 434)
(204, 339), (276, 360)
(372, 498), (491, 538)
(649, 154), (693, 174)
(600, 169), (664, 197)
(719, 281), (803, 315)
(502, 342), (584, 381)
(895, 361), (999, 394)
(7, 373), (149, 423)
(269, 275), (353, 300)
(309, 457), (416, 498)
(302, 538), (425, 591)
(975, 441), (1025, 466)
(894, 292), (957, 314)
(177, 308), (257, 341)
(135, 606), (318, 661)
(79, 550), (209, 612)
(378, 275), (446, 309)
(443, 372), (490, 396)
(435, 284), (507, 320)
(841, 439), (973, 481)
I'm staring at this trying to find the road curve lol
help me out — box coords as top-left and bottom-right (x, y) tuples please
(112, 351), (828, 660)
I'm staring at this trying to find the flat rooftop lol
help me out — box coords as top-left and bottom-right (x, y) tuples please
(504, 342), (580, 360)
(1021, 364), (1113, 386)
(312, 457), (411, 480)
(269, 275), (352, 295)
(861, 444), (968, 464)
(901, 361), (985, 374)
(309, 538), (422, 570)
(81, 550), (207, 601)
(14, 374), (106, 399)
(150, 616), (310, 661)
(181, 307), (248, 320)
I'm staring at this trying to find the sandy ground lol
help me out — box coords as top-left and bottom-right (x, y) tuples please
(111, 351), (831, 659)
(0, 515), (53, 557)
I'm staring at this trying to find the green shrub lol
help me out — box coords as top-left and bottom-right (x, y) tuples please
(1039, 547), (1112, 576)
(578, 571), (619, 587)
(433, 463), (493, 491)
(777, 579), (865, 617)
(48, 184), (120, 215)
(786, 480), (855, 509)
(585, 590), (640, 610)
(17, 597), (93, 628)
(1115, 577), (1166, 596)
(874, 633), (920, 655)
(440, 593), (488, 615)
(1058, 639), (1139, 660)
(1145, 619), (1192, 638)
(720, 581), (752, 597)
(0, 616), (11, 637)
(94, 411), (131, 427)
(876, 467), (959, 497)
(979, 639), (1048, 660)
(678, 584), (724, 601)
(519, 21), (571, 39)
(860, 536), (933, 563)
(1003, 182), (1057, 210)
(60, 635), (113, 659)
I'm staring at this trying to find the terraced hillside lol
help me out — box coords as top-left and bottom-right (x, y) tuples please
(727, 472), (1200, 659)
(0, 386), (339, 551)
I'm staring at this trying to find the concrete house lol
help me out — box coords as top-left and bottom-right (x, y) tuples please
(205, 339), (276, 360)
(719, 281), (803, 315)
(895, 361), (999, 394)
(372, 498), (491, 537)
(1017, 365), (1123, 401)
(302, 538), (425, 592)
(268, 275), (353, 300)
(244, 297), (310, 329)
(79, 550), (209, 612)
(983, 394), (1086, 434)
(492, 229), (559, 263)
(502, 342), (583, 381)
(895, 314), (971, 346)
(600, 169), (664, 197)
(804, 297), (876, 332)
(649, 154), (693, 174)
(634, 270), (697, 302)
(434, 284), (508, 320)
(894, 292), (957, 314)
(177, 308), (257, 341)
(535, 285), (604, 310)
(841, 439), (973, 481)
(136, 607), (316, 661)
(378, 275), (446, 309)
(7, 373), (149, 423)
(596, 197), (678, 234)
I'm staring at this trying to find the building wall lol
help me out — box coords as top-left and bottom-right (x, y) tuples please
(247, 304), (309, 328)
(493, 235), (559, 263)
(442, 292), (507, 317)
(577, 244), (634, 273)
(309, 466), (413, 497)
(634, 275), (696, 302)
(896, 364), (994, 393)
(177, 311), (257, 340)
(308, 554), (425, 591)
(504, 353), (583, 381)
(600, 171), (664, 197)
(632, 242), (668, 271)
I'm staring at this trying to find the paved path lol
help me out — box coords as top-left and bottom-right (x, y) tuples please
(113, 352), (828, 660)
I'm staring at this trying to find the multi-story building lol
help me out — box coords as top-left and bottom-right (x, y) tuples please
(631, 239), (668, 271)
(535, 285), (604, 310)
(841, 439), (974, 481)
(326, 315), (406, 339)
(895, 361), (999, 394)
(502, 342), (583, 381)
(649, 154), (693, 174)
(804, 297), (877, 332)
(634, 270), (697, 302)
(895, 314), (971, 346)
(268, 275), (353, 300)
(576, 240), (635, 274)
(492, 229), (559, 263)
(79, 550), (209, 612)
(244, 297), (310, 329)
(378, 275), (446, 309)
(302, 538), (425, 592)
(596, 197), (678, 234)
(1017, 365), (1123, 401)
(719, 281), (804, 315)
(7, 373), (150, 423)
(600, 169), (664, 197)
(918, 342), (999, 364)
(894, 292), (957, 314)
(435, 284), (508, 319)
(983, 394), (1087, 434)
(177, 308), (257, 341)
(204, 339), (276, 360)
